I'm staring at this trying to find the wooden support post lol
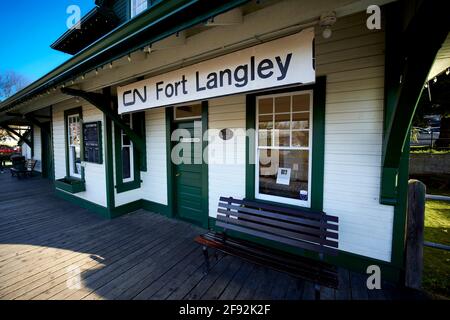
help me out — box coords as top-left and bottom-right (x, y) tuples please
(405, 179), (426, 289)
(60, 87), (145, 153)
(0, 124), (32, 147)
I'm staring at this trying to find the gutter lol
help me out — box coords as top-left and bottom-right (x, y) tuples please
(0, 0), (250, 113)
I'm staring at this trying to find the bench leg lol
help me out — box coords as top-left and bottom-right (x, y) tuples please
(202, 245), (210, 275)
(314, 284), (321, 300)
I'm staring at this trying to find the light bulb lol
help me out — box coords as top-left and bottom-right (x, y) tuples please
(322, 26), (332, 39)
(446, 68), (449, 75)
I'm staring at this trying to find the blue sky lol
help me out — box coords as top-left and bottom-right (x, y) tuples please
(0, 0), (95, 83)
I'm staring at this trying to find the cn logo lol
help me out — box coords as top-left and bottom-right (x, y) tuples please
(123, 87), (148, 107)
(366, 265), (382, 290)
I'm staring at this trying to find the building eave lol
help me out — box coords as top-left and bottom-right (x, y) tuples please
(0, 0), (250, 114)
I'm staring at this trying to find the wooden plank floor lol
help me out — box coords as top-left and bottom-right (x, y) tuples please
(0, 172), (429, 300)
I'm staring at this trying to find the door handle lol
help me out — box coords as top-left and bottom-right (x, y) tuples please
(176, 173), (181, 177)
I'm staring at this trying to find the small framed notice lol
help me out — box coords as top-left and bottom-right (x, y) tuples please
(276, 168), (291, 185)
(83, 121), (103, 164)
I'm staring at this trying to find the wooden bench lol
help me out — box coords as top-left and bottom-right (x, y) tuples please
(195, 196), (339, 299)
(10, 160), (37, 178)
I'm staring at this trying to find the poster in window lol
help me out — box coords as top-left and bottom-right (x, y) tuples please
(83, 121), (103, 164)
(276, 168), (291, 185)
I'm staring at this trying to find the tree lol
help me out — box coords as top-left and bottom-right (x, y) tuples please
(0, 70), (29, 143)
(0, 70), (28, 100)
(413, 69), (450, 148)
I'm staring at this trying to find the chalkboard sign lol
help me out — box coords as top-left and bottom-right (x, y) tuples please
(83, 121), (103, 164)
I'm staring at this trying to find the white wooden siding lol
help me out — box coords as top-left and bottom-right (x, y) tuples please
(114, 108), (168, 207)
(316, 13), (394, 262)
(21, 143), (31, 159)
(52, 100), (107, 207)
(208, 95), (246, 218)
(33, 126), (42, 172)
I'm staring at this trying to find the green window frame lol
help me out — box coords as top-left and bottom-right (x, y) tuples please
(64, 107), (84, 180)
(114, 111), (146, 193)
(246, 77), (326, 212)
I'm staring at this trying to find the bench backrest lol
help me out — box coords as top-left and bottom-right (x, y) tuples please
(216, 197), (339, 256)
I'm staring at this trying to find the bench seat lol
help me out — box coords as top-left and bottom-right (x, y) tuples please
(195, 196), (340, 298)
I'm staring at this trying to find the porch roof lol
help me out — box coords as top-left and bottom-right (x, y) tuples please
(0, 0), (250, 115)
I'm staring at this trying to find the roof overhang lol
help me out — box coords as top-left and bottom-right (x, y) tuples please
(50, 6), (119, 55)
(0, 0), (251, 114)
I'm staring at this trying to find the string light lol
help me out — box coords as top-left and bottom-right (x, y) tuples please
(446, 68), (450, 76)
(127, 54), (132, 62)
(424, 83), (428, 88)
(109, 62), (113, 69)
(433, 77), (437, 83)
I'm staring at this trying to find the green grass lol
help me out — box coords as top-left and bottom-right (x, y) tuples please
(423, 200), (450, 299)
(410, 148), (450, 154)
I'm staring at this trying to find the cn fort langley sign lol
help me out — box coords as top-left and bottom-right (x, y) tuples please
(118, 29), (315, 113)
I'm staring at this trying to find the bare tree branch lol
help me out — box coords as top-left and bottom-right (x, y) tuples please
(0, 70), (29, 100)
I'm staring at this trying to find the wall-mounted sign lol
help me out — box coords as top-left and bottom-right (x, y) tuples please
(117, 29), (315, 114)
(83, 121), (102, 164)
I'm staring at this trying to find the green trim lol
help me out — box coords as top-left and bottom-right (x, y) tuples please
(134, 112), (147, 172)
(64, 107), (84, 180)
(114, 117), (142, 193)
(201, 101), (209, 229)
(55, 189), (110, 218)
(111, 199), (143, 218)
(141, 199), (171, 216)
(103, 90), (115, 211)
(165, 107), (175, 218)
(55, 177), (86, 193)
(30, 124), (34, 158)
(245, 95), (256, 200)
(245, 79), (326, 212)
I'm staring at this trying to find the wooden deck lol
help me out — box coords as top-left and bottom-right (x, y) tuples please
(0, 172), (429, 300)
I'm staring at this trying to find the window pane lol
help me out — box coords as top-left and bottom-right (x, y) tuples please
(258, 149), (309, 201)
(293, 94), (310, 112)
(274, 113), (290, 130)
(122, 114), (131, 126)
(292, 112), (309, 129)
(122, 135), (131, 146)
(292, 131), (309, 147)
(275, 96), (290, 113)
(175, 104), (202, 119)
(131, 0), (148, 17)
(258, 114), (273, 129)
(122, 147), (131, 179)
(258, 98), (273, 114)
(274, 130), (290, 147)
(258, 130), (272, 147)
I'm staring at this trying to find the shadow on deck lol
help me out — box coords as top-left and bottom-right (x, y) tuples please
(0, 173), (429, 300)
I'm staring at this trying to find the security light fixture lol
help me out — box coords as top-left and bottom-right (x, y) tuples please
(319, 11), (337, 39)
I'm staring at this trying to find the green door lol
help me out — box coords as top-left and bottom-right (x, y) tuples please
(172, 120), (206, 227)
(41, 122), (54, 180)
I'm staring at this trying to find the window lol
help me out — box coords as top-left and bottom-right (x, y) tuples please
(255, 91), (313, 207)
(130, 0), (148, 18)
(67, 113), (82, 178)
(121, 114), (134, 182)
(174, 104), (202, 120)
